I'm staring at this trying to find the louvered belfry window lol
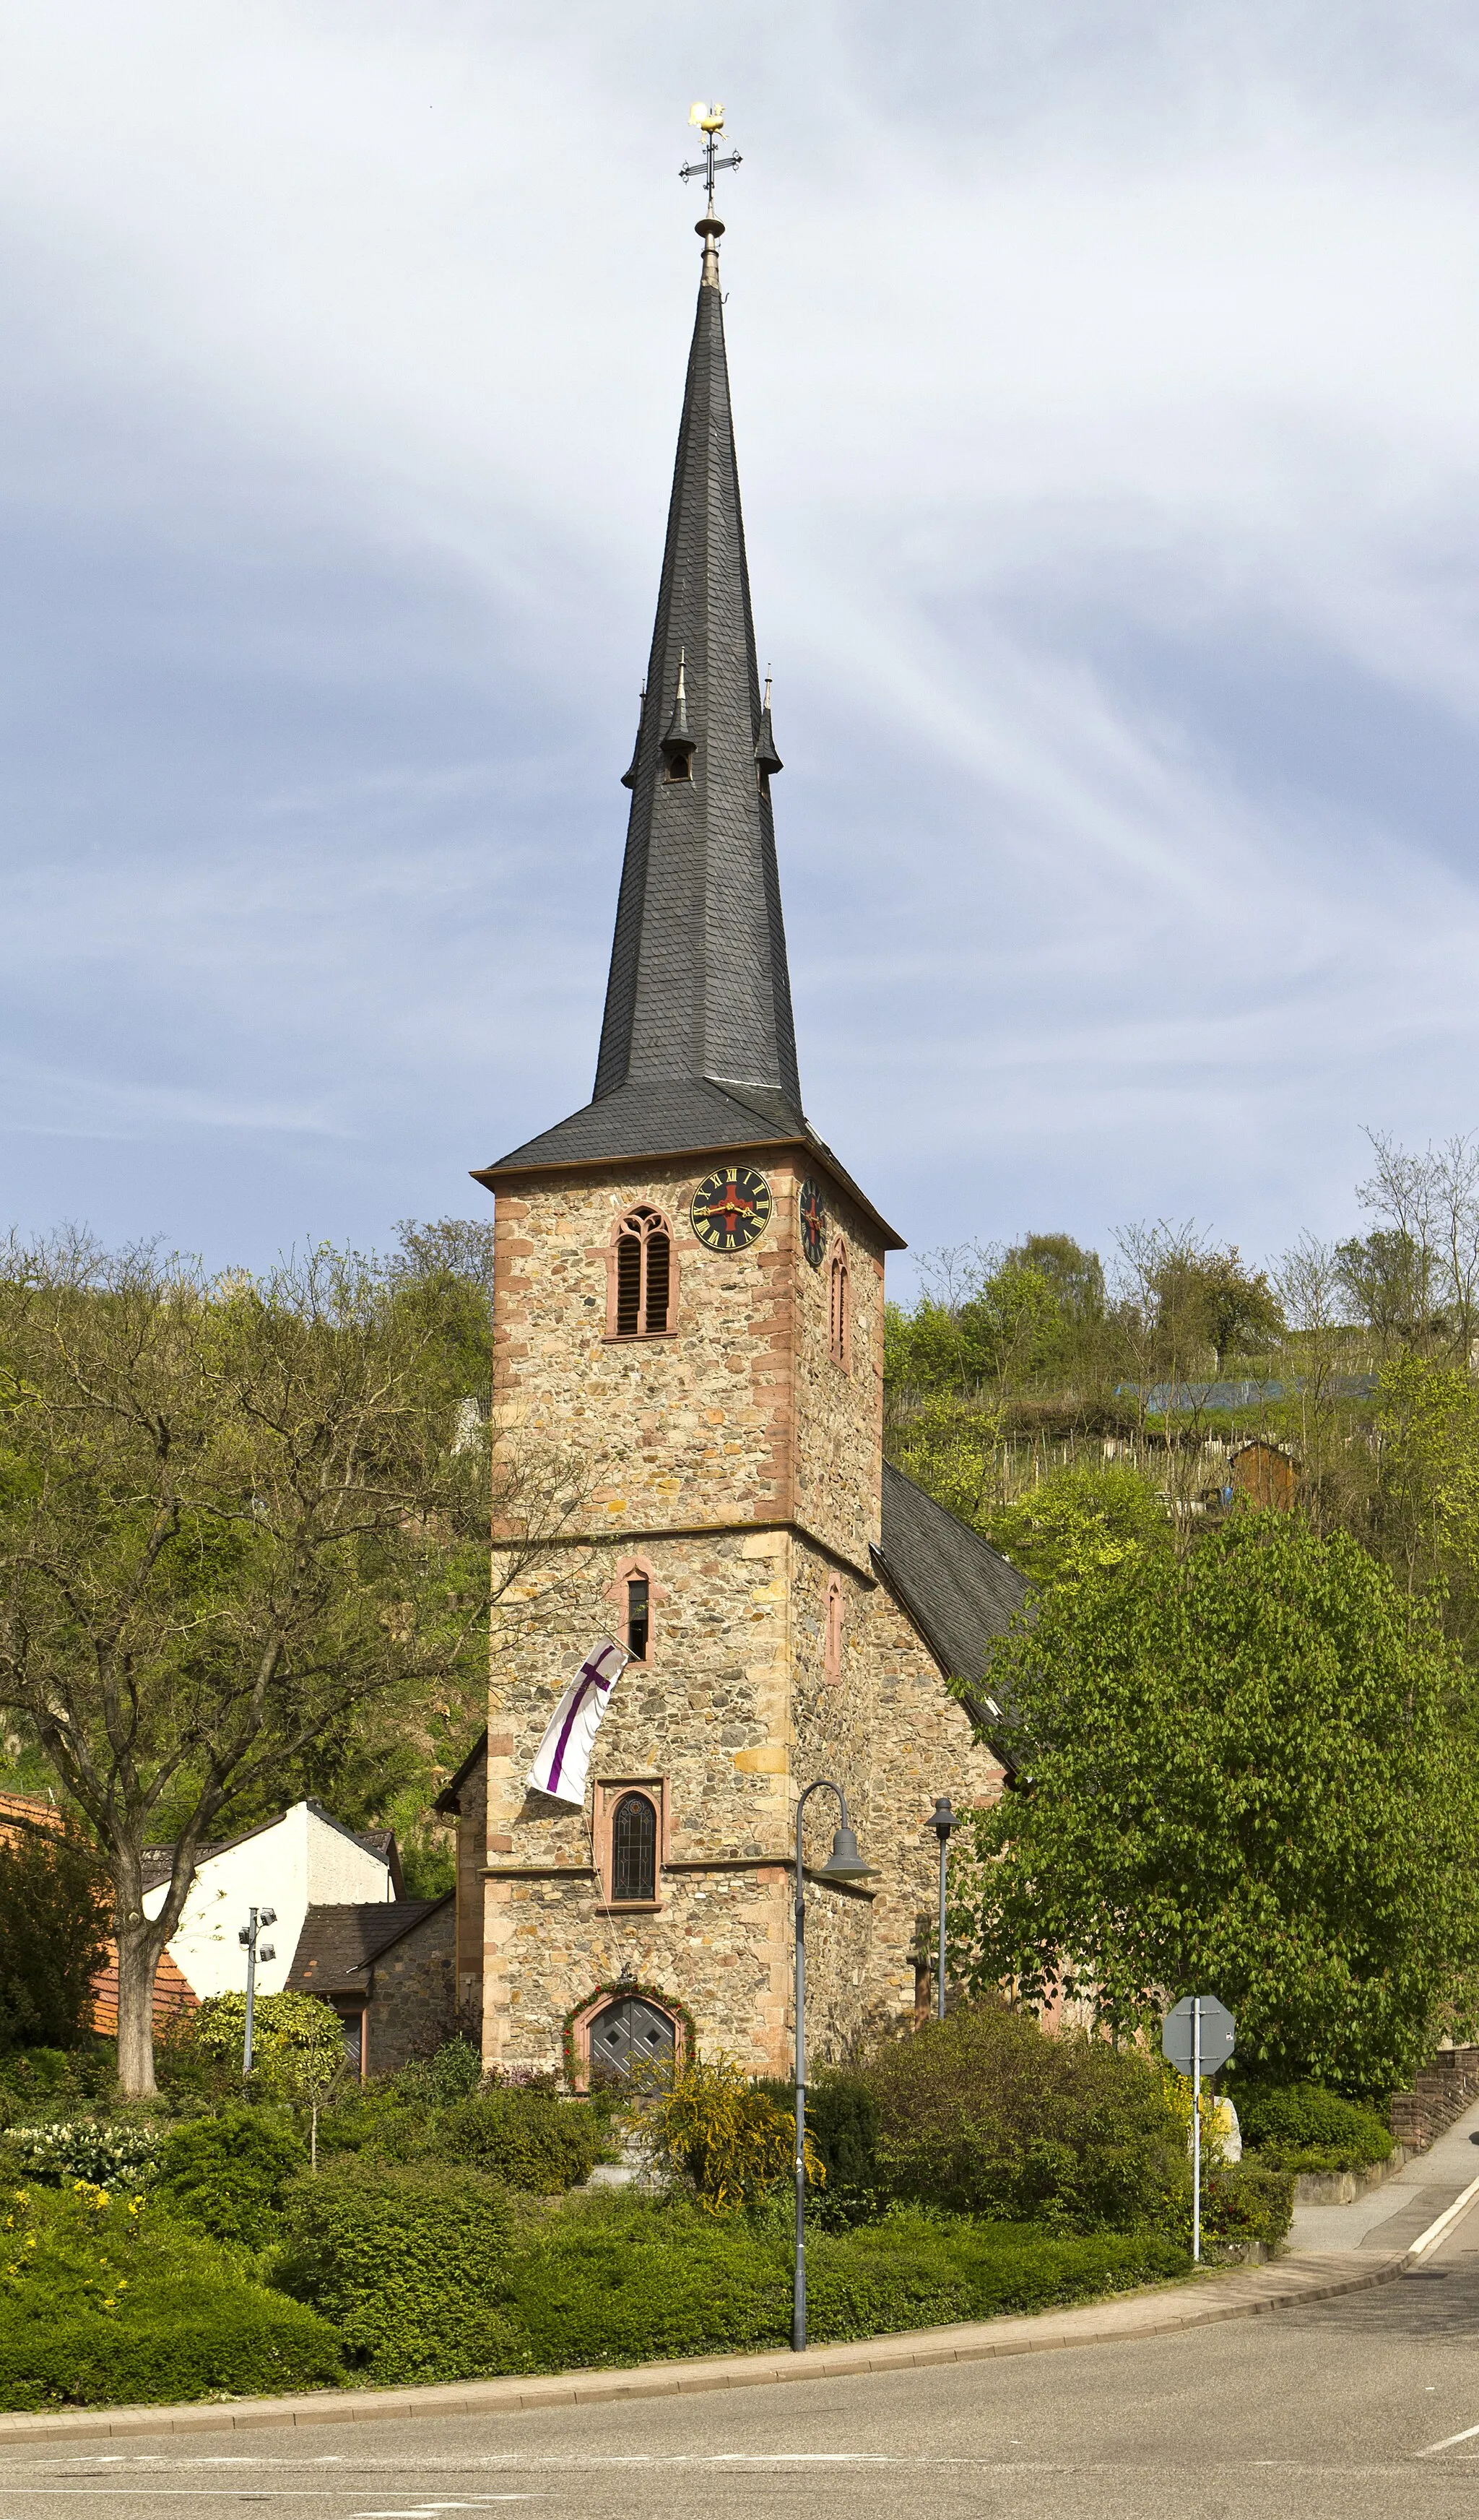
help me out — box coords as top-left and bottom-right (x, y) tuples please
(615, 1207), (672, 1335)
(611, 1791), (658, 1902)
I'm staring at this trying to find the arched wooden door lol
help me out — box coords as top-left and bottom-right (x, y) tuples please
(589, 1994), (676, 2082)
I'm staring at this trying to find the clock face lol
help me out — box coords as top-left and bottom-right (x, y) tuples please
(798, 1178), (827, 1268)
(690, 1166), (773, 1253)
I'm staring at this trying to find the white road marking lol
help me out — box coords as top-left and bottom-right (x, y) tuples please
(1415, 2416), (1479, 2458)
(1408, 2170), (1479, 2264)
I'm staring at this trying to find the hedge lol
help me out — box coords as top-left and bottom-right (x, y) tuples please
(274, 2173), (1189, 2381)
(273, 2160), (526, 2385)
(0, 2183), (342, 2411)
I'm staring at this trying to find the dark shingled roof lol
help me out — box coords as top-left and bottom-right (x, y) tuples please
(139, 1806), (402, 1898)
(874, 1462), (1028, 1742)
(433, 1732), (487, 1817)
(472, 233), (901, 1250)
(285, 1898), (452, 2000)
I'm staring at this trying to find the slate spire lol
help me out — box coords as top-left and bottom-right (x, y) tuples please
(474, 204), (901, 1248)
(591, 220), (801, 1115)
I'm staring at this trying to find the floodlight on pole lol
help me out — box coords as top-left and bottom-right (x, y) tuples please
(792, 1779), (876, 2354)
(238, 1905), (278, 2083)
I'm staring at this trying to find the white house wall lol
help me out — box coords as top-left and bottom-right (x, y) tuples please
(142, 1803), (393, 2000)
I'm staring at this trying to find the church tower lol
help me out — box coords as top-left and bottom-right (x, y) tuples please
(455, 165), (1023, 2085)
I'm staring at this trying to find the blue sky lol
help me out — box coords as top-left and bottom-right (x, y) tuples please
(4, 1), (1479, 1291)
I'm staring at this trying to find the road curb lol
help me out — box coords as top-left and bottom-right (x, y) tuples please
(0, 2244), (1425, 2448)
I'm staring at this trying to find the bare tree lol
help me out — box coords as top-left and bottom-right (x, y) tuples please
(0, 1234), (587, 2097)
(1351, 1129), (1479, 1360)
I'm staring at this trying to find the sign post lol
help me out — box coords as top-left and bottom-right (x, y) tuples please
(1161, 1995), (1236, 2263)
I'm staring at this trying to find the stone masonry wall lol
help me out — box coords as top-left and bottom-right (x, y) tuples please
(480, 1523), (1005, 2077)
(364, 1902), (456, 2079)
(478, 1143), (1002, 2082)
(493, 1153), (882, 1572)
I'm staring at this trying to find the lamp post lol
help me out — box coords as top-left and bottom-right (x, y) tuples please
(793, 1778), (875, 2354)
(928, 1797), (958, 2021)
(238, 1905), (277, 2083)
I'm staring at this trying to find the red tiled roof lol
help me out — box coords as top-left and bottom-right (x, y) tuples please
(88, 1945), (197, 2035)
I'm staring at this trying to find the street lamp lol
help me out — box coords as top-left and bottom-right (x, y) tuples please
(238, 1905), (277, 2082)
(929, 1796), (958, 2022)
(793, 1778), (875, 2354)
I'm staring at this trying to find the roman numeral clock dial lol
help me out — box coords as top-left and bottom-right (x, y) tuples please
(690, 1166), (773, 1252)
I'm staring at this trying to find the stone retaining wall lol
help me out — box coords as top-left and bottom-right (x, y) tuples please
(1388, 2045), (1479, 2151)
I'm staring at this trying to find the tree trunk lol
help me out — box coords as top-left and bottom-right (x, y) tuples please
(114, 1914), (165, 2098)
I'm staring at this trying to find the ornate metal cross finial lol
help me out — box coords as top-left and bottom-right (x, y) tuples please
(680, 101), (742, 230)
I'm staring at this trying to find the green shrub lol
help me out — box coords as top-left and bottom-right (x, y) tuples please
(755, 2069), (880, 2224)
(637, 2057), (814, 2212)
(432, 2090), (603, 2192)
(0, 2181), (341, 2409)
(6, 2123), (162, 2189)
(154, 2108), (308, 2245)
(274, 2160), (525, 2384)
(316, 2079), (602, 2193)
(1238, 2083), (1393, 2174)
(864, 2004), (1186, 2233)
(389, 2036), (485, 2103)
(178, 1993), (347, 2105)
(1201, 2162), (1295, 2251)
(0, 2045), (115, 2126)
(0, 1828), (109, 2057)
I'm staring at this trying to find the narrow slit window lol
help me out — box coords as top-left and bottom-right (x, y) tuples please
(626, 1575), (650, 1661)
(825, 1577), (844, 1679)
(613, 1207), (672, 1336)
(611, 1791), (657, 1902)
(829, 1239), (850, 1369)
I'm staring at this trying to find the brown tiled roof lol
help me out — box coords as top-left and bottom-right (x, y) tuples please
(89, 1946), (196, 2035)
(285, 1899), (453, 2001)
(0, 1791), (64, 1843)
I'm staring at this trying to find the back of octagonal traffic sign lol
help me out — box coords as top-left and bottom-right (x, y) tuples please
(1161, 1993), (1236, 2075)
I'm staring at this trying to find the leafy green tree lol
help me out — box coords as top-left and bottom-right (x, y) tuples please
(956, 1515), (1479, 2094)
(0, 1234), (586, 2100)
(982, 1465), (1173, 1592)
(1369, 1357), (1479, 1658)
(0, 1822), (108, 2054)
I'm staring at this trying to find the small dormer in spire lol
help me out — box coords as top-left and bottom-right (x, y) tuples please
(754, 670), (782, 783)
(659, 650), (695, 780)
(620, 684), (646, 792)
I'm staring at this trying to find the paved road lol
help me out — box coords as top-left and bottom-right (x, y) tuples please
(9, 2144), (1479, 2520)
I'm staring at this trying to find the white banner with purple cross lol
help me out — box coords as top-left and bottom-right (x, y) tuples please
(526, 1639), (629, 1805)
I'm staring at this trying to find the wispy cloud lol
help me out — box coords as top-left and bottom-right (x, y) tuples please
(2, 1), (1479, 1276)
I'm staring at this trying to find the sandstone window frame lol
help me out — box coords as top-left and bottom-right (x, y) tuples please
(593, 1775), (668, 1911)
(603, 1556), (667, 1666)
(602, 1204), (680, 1340)
(824, 1575), (845, 1681)
(828, 1234), (851, 1372)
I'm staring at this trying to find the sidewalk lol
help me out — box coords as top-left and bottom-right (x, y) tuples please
(1288, 2091), (1479, 2253)
(5, 2121), (1479, 2451)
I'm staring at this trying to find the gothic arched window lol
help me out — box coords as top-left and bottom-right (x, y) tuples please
(611, 1791), (658, 1902)
(612, 1206), (673, 1337)
(829, 1237), (851, 1370)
